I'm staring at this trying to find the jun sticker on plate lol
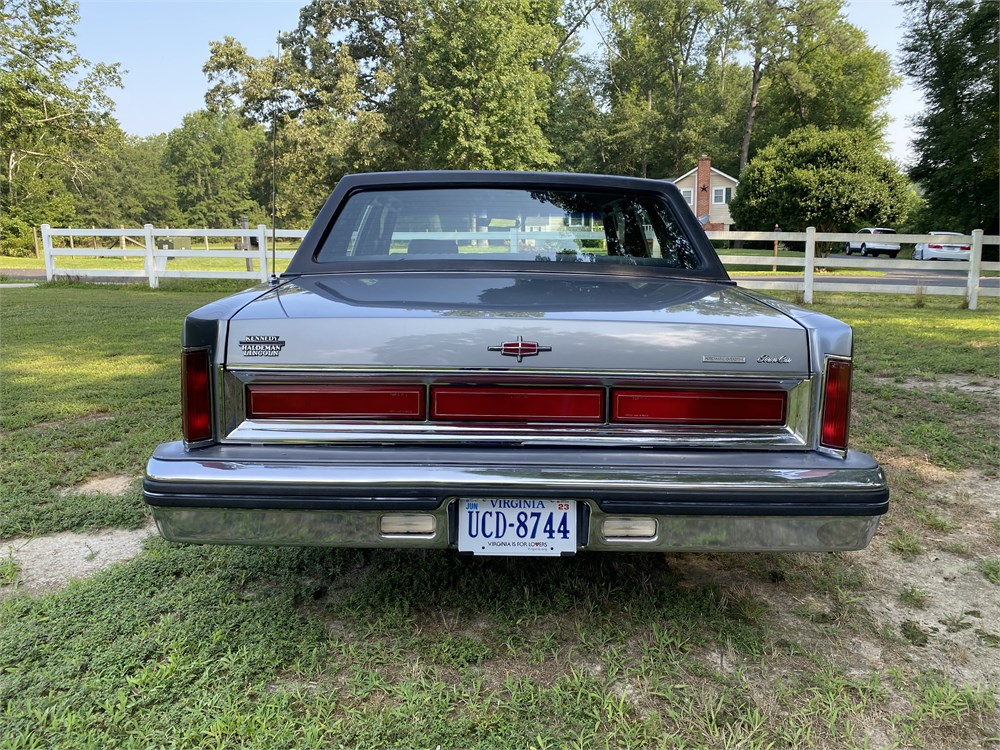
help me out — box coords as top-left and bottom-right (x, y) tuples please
(457, 498), (577, 556)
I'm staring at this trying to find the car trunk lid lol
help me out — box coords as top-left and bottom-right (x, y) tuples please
(225, 271), (810, 375)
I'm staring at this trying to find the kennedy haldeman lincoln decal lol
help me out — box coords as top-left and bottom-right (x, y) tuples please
(239, 335), (286, 357)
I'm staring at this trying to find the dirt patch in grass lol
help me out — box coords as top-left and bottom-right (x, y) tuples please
(667, 470), (1000, 702)
(58, 474), (134, 497)
(0, 523), (155, 597)
(873, 374), (1000, 393)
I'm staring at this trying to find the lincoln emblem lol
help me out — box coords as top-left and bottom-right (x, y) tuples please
(488, 336), (552, 362)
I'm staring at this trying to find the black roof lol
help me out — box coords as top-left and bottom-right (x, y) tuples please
(283, 170), (729, 282)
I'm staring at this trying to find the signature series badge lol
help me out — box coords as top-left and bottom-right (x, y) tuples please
(757, 354), (792, 364)
(239, 335), (286, 357)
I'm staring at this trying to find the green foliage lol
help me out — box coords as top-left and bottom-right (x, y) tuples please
(729, 126), (911, 231)
(747, 2), (897, 161)
(399, 0), (558, 170)
(900, 0), (999, 234)
(0, 0), (122, 252)
(73, 134), (182, 227)
(165, 110), (265, 227)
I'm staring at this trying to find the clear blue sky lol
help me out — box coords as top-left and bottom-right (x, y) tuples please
(74, 0), (919, 165)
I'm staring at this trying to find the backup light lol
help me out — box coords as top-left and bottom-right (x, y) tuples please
(379, 514), (436, 536)
(602, 517), (657, 540)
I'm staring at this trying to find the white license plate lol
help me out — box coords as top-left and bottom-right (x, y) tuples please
(457, 498), (577, 556)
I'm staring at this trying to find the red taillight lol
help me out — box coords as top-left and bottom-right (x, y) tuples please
(247, 385), (426, 420)
(182, 349), (213, 442)
(611, 389), (787, 425)
(928, 244), (942, 249)
(431, 387), (604, 422)
(821, 359), (852, 450)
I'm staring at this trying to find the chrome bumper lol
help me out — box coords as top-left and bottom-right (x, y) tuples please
(144, 442), (888, 552)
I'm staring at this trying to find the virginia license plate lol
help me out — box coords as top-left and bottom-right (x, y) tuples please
(457, 498), (577, 556)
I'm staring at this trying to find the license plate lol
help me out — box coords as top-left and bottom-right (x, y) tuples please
(457, 498), (577, 556)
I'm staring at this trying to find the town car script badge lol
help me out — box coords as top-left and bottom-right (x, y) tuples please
(239, 335), (286, 357)
(488, 336), (552, 362)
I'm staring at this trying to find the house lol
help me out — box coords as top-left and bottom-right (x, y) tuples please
(670, 155), (739, 231)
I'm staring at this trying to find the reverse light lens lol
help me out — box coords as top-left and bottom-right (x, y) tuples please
(379, 514), (436, 535)
(821, 359), (852, 450)
(602, 517), (657, 539)
(182, 349), (213, 442)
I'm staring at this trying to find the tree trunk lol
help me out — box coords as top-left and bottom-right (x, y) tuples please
(740, 51), (763, 173)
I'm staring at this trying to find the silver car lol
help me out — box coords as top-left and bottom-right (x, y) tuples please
(913, 231), (971, 261)
(144, 172), (888, 556)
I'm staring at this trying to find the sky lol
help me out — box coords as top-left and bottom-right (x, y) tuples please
(73, 0), (920, 166)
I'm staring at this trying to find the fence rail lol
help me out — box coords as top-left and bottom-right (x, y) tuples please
(39, 225), (999, 309)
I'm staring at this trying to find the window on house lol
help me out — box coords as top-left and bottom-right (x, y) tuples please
(712, 187), (733, 205)
(680, 188), (693, 206)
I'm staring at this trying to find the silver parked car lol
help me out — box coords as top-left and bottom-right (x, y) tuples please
(913, 231), (971, 261)
(844, 227), (901, 258)
(144, 172), (888, 556)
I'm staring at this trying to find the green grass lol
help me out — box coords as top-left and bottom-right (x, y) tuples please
(0, 552), (18, 586)
(2, 286), (999, 748)
(981, 559), (1000, 585)
(899, 585), (930, 609)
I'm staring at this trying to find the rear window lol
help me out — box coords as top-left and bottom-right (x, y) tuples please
(315, 188), (702, 269)
(873, 229), (896, 235)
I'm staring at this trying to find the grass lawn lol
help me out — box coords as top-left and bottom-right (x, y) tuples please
(1, 283), (998, 748)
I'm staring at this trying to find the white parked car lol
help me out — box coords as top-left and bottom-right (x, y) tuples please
(844, 228), (900, 258)
(913, 231), (971, 261)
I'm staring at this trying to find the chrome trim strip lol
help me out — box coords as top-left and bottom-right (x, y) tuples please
(149, 505), (880, 553)
(228, 366), (813, 378)
(146, 443), (886, 497)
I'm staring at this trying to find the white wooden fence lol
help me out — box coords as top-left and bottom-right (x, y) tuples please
(39, 225), (999, 310)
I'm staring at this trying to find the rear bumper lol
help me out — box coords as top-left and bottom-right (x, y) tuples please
(144, 442), (888, 552)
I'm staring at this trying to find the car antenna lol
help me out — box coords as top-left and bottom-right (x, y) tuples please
(268, 34), (281, 285)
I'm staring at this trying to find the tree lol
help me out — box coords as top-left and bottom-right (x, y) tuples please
(600, 0), (723, 177)
(164, 111), (265, 227)
(72, 134), (181, 227)
(396, 0), (559, 170)
(729, 126), (910, 231)
(0, 0), (121, 253)
(204, 0), (577, 183)
(900, 0), (998, 234)
(734, 0), (896, 172)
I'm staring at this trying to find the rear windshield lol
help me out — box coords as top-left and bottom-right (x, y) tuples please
(314, 188), (702, 269)
(873, 229), (896, 235)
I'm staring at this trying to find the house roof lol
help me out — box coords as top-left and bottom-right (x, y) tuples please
(670, 166), (740, 185)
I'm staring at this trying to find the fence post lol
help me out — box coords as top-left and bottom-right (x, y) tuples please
(967, 229), (983, 311)
(204, 228), (209, 251)
(41, 224), (54, 281)
(144, 224), (158, 289)
(257, 224), (269, 281)
(803, 226), (816, 304)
